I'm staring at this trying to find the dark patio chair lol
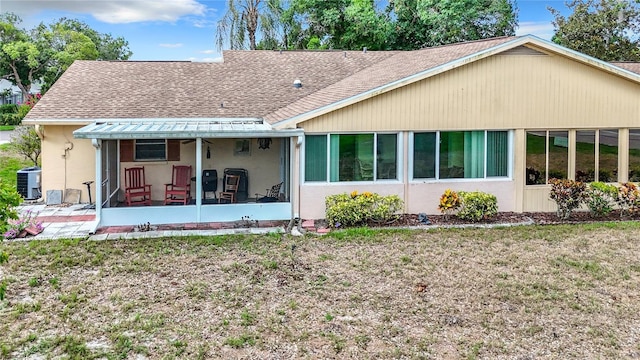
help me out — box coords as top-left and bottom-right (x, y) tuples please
(256, 182), (283, 203)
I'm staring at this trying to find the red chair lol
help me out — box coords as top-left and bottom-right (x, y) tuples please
(124, 167), (152, 206)
(164, 165), (192, 205)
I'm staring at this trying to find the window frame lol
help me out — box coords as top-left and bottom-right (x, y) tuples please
(303, 132), (401, 183)
(134, 139), (168, 161)
(526, 129), (620, 186)
(410, 130), (512, 181)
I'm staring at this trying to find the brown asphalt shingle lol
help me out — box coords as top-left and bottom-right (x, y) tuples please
(610, 62), (640, 75)
(26, 37), (527, 125)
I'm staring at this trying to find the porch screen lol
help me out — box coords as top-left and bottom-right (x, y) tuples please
(305, 135), (327, 181)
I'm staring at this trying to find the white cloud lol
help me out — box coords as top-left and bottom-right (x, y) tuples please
(160, 43), (183, 48)
(517, 21), (556, 41)
(2, 0), (206, 24)
(199, 49), (215, 54)
(192, 18), (216, 28)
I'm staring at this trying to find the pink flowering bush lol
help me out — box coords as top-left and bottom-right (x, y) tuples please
(3, 209), (43, 240)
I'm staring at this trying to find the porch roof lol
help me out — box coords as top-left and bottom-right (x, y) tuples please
(73, 118), (303, 139)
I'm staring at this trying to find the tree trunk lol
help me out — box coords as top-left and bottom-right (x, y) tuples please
(9, 61), (31, 101)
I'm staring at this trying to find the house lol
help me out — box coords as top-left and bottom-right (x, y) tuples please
(0, 79), (41, 105)
(23, 35), (640, 230)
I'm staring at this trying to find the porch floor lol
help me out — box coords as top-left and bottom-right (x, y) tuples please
(13, 202), (288, 241)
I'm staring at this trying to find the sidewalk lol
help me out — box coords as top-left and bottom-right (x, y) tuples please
(14, 202), (287, 241)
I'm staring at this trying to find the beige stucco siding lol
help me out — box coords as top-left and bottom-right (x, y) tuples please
(41, 125), (95, 203)
(299, 52), (640, 132)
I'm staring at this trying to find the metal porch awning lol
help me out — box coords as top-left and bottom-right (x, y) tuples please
(73, 118), (304, 139)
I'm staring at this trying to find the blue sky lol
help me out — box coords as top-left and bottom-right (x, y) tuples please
(1, 0), (569, 61)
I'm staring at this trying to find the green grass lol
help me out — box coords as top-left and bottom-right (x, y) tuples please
(0, 125), (15, 131)
(0, 143), (31, 188)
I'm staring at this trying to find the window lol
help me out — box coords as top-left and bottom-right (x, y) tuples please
(135, 139), (167, 161)
(630, 130), (640, 181)
(527, 130), (618, 185)
(526, 131), (568, 184)
(120, 139), (180, 162)
(304, 133), (398, 182)
(576, 130), (595, 182)
(413, 130), (509, 180)
(599, 130), (618, 182)
(305, 135), (327, 181)
(413, 132), (436, 178)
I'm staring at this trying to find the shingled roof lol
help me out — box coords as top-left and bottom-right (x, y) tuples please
(26, 36), (527, 126)
(610, 62), (640, 75)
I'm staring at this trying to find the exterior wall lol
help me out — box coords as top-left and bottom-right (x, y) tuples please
(41, 125), (96, 203)
(120, 137), (284, 202)
(300, 51), (640, 132)
(297, 50), (640, 217)
(300, 183), (405, 219)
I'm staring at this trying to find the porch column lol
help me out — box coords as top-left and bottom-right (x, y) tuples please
(94, 139), (102, 223)
(196, 137), (202, 222)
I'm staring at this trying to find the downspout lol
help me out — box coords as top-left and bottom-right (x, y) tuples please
(35, 125), (45, 140)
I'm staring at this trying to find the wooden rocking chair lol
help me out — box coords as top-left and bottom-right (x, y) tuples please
(164, 165), (192, 205)
(219, 174), (240, 204)
(124, 167), (152, 206)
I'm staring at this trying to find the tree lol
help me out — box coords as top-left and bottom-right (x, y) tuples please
(549, 0), (640, 61)
(10, 125), (41, 166)
(388, 0), (518, 49)
(0, 13), (50, 100)
(0, 14), (132, 98)
(216, 0), (288, 50)
(286, 0), (391, 50)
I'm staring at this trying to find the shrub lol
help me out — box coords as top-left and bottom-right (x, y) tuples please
(438, 189), (461, 218)
(585, 182), (617, 217)
(617, 182), (640, 217)
(0, 179), (22, 235)
(0, 104), (17, 115)
(548, 178), (587, 220)
(457, 191), (498, 222)
(325, 191), (403, 228)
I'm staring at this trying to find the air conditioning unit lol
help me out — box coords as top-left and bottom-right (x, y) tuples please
(16, 166), (41, 200)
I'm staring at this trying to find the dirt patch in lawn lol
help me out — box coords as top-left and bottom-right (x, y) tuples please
(2, 224), (640, 359)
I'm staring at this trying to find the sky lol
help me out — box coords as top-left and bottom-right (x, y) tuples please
(0, 0), (569, 62)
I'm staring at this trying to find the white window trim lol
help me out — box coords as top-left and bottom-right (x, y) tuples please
(410, 130), (514, 182)
(302, 132), (403, 184)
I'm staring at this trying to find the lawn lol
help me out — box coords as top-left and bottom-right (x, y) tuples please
(1, 224), (640, 359)
(0, 143), (31, 189)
